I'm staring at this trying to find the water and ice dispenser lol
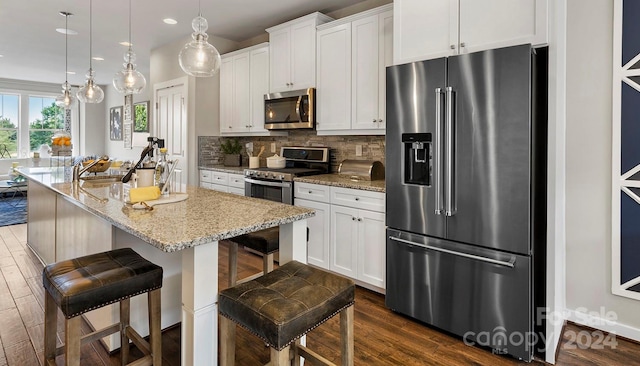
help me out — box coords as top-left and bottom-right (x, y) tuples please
(402, 133), (431, 186)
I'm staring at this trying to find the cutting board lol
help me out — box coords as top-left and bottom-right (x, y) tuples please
(131, 193), (189, 209)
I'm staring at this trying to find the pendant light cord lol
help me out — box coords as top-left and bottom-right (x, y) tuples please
(64, 13), (68, 82)
(89, 0), (93, 70)
(128, 0), (132, 53)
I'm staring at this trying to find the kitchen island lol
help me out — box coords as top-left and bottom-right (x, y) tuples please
(19, 166), (313, 366)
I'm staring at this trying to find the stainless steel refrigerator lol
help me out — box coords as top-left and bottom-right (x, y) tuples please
(385, 44), (547, 361)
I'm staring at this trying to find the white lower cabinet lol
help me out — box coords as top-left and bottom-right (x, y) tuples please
(199, 170), (245, 196)
(295, 182), (385, 291)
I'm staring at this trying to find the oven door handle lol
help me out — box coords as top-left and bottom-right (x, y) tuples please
(244, 178), (292, 188)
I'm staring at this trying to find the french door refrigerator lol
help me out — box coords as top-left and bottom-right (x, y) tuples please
(385, 44), (547, 361)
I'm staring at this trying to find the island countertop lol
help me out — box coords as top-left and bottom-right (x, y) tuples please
(19, 167), (314, 253)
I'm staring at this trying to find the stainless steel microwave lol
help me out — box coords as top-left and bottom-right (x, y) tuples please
(264, 88), (315, 130)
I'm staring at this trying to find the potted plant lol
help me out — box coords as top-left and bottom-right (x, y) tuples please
(220, 138), (243, 167)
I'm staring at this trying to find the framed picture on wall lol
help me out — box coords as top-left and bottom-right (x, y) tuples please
(134, 101), (150, 132)
(109, 106), (123, 141)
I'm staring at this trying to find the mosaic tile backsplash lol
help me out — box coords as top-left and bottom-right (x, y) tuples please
(198, 131), (386, 173)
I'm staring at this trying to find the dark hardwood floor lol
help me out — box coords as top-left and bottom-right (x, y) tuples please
(0, 223), (639, 365)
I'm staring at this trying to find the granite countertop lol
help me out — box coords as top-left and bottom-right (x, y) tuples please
(295, 174), (386, 193)
(19, 167), (314, 253)
(198, 165), (246, 174)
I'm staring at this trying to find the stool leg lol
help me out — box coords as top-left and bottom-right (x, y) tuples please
(292, 339), (301, 366)
(340, 305), (354, 366)
(228, 241), (238, 287)
(44, 291), (57, 364)
(219, 316), (235, 366)
(65, 316), (82, 366)
(148, 289), (162, 365)
(120, 298), (131, 365)
(270, 345), (290, 366)
(264, 253), (274, 274)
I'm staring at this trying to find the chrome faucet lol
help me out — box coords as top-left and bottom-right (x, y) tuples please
(72, 155), (110, 182)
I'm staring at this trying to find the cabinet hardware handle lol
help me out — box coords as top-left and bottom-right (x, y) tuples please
(372, 119), (376, 122)
(450, 44), (455, 50)
(352, 217), (356, 221)
(460, 42), (466, 48)
(378, 119), (383, 123)
(357, 218), (362, 222)
(355, 197), (359, 201)
(308, 190), (312, 194)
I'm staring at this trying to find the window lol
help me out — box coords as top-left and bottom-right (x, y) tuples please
(0, 93), (20, 158)
(29, 96), (64, 152)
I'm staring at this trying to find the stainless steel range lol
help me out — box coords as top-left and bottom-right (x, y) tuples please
(244, 146), (330, 204)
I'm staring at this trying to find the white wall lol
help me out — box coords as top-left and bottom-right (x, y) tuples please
(565, 0), (640, 340)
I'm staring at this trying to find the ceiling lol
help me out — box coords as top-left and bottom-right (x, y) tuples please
(0, 0), (367, 87)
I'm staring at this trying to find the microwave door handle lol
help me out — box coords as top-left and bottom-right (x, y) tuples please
(295, 96), (303, 122)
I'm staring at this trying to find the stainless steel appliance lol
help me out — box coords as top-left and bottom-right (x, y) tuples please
(245, 146), (330, 204)
(385, 44), (547, 361)
(264, 89), (315, 130)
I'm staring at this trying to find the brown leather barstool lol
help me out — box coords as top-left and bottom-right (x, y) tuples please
(42, 248), (163, 366)
(227, 226), (279, 286)
(219, 260), (355, 366)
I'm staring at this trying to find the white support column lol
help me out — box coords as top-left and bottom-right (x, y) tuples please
(278, 219), (308, 264)
(181, 241), (219, 366)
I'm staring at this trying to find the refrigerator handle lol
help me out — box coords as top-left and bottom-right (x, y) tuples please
(445, 86), (456, 217)
(434, 87), (444, 215)
(389, 236), (516, 268)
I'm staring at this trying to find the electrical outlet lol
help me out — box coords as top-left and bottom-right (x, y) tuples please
(356, 145), (363, 157)
(271, 142), (277, 153)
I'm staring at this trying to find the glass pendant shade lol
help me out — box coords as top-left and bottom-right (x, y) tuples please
(77, 69), (104, 103)
(78, 0), (104, 104)
(113, 49), (146, 94)
(179, 15), (221, 77)
(55, 81), (76, 109)
(113, 0), (146, 94)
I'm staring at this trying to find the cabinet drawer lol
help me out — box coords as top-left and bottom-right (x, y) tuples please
(331, 186), (385, 212)
(228, 186), (245, 196)
(211, 172), (229, 185)
(228, 173), (245, 189)
(295, 182), (331, 203)
(210, 183), (229, 193)
(199, 170), (212, 183)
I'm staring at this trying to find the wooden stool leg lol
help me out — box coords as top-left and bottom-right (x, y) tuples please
(120, 298), (131, 365)
(292, 339), (301, 366)
(148, 289), (162, 365)
(340, 305), (354, 366)
(228, 241), (239, 287)
(219, 316), (236, 366)
(270, 345), (290, 366)
(65, 316), (82, 366)
(44, 291), (58, 364)
(264, 253), (274, 274)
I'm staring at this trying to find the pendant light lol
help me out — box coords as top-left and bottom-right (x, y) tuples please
(77, 0), (104, 103)
(112, 0), (146, 94)
(178, 0), (221, 77)
(55, 12), (76, 109)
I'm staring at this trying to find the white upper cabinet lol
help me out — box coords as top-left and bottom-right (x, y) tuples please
(316, 5), (393, 136)
(394, 0), (547, 64)
(267, 13), (333, 93)
(220, 43), (274, 136)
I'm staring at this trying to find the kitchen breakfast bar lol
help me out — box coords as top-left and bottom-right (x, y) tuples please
(19, 167), (314, 365)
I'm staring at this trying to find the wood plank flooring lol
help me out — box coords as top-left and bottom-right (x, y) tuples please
(0, 223), (639, 365)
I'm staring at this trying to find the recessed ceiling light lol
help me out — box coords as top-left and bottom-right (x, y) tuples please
(56, 28), (78, 35)
(120, 41), (132, 47)
(92, 56), (104, 61)
(163, 18), (178, 25)
(66, 71), (76, 75)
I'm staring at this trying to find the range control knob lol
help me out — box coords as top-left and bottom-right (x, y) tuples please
(278, 175), (285, 180)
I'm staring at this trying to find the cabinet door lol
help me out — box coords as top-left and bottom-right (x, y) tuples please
(269, 27), (291, 92)
(377, 10), (393, 129)
(249, 47), (270, 132)
(316, 23), (352, 132)
(393, 0), (458, 64)
(232, 52), (251, 132)
(352, 14), (380, 130)
(220, 57), (234, 133)
(296, 199), (331, 269)
(357, 209), (386, 288)
(459, 0), (547, 54)
(330, 205), (358, 278)
(290, 19), (318, 90)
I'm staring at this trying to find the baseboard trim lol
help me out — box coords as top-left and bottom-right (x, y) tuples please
(565, 307), (640, 343)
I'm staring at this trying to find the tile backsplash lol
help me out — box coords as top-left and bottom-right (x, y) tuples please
(199, 131), (385, 173)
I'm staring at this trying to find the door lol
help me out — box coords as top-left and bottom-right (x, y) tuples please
(290, 19), (317, 90)
(445, 44), (532, 254)
(352, 14), (380, 130)
(232, 52), (250, 132)
(220, 57), (234, 132)
(358, 209), (386, 288)
(295, 198), (330, 269)
(269, 27), (291, 92)
(386, 228), (533, 361)
(249, 47), (269, 132)
(156, 82), (187, 192)
(385, 58), (446, 238)
(330, 205), (358, 278)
